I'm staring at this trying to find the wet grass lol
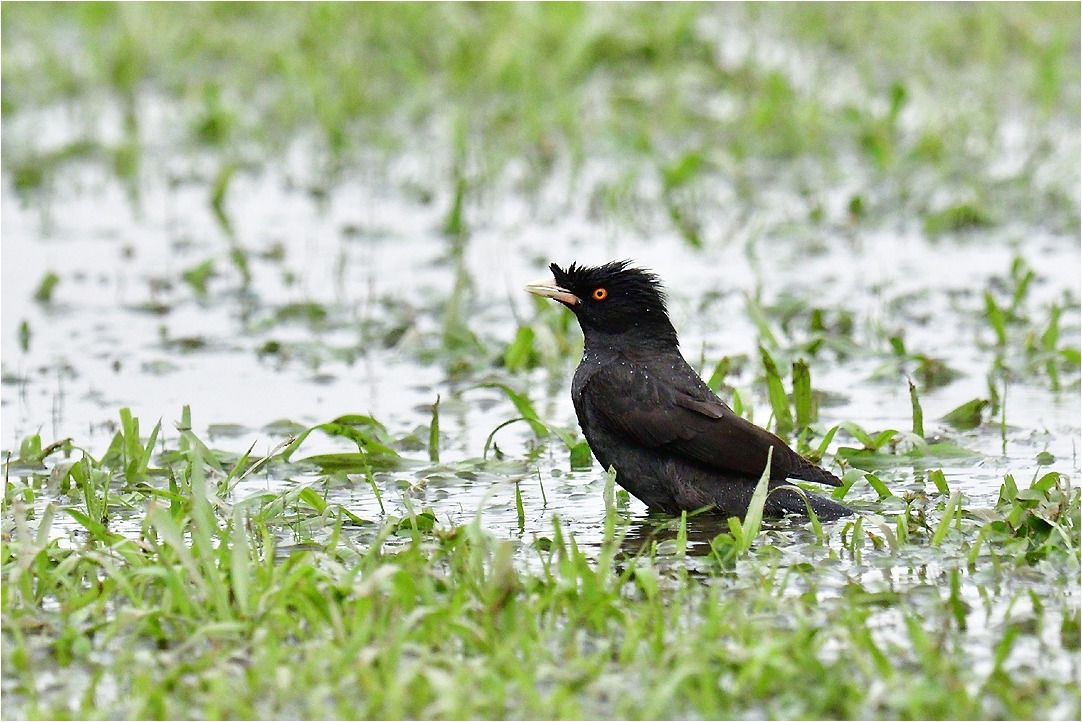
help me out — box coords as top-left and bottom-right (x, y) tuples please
(2, 2), (1081, 720)
(3, 409), (1079, 719)
(4, 3), (1079, 235)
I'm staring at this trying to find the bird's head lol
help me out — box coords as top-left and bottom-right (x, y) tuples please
(525, 260), (678, 346)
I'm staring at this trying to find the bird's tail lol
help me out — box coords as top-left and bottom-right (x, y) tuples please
(790, 457), (843, 487)
(765, 482), (852, 521)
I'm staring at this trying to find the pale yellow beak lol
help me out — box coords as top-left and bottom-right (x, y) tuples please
(524, 277), (579, 306)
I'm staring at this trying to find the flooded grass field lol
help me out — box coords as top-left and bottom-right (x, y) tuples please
(2, 3), (1080, 719)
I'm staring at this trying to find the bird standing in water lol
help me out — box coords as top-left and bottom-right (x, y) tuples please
(526, 260), (851, 520)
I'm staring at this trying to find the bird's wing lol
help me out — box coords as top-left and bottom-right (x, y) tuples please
(582, 361), (838, 485)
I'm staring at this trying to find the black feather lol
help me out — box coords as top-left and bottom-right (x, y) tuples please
(533, 260), (852, 520)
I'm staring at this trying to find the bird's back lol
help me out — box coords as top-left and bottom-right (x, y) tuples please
(571, 343), (849, 519)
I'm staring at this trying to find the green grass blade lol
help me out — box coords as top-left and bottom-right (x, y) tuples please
(792, 359), (814, 429)
(429, 395), (440, 463)
(815, 424), (840, 460)
(864, 473), (894, 499)
(931, 492), (962, 547)
(929, 469), (950, 495)
(515, 481), (525, 533)
(984, 291), (1007, 346)
(908, 380), (924, 438)
(739, 446), (773, 555)
(603, 466), (617, 542)
(760, 347), (793, 438)
(480, 383), (548, 437)
(676, 510), (688, 558)
(230, 504), (251, 617)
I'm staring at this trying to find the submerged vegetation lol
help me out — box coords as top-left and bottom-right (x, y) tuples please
(2, 3), (1080, 720)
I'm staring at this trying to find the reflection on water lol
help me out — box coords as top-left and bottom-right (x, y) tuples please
(1, 95), (1079, 556)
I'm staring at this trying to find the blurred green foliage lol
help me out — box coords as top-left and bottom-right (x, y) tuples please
(3, 2), (1078, 189)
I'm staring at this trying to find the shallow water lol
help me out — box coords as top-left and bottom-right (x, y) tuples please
(2, 9), (1080, 719)
(4, 92), (1081, 532)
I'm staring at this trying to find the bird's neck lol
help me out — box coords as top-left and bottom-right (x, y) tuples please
(581, 323), (680, 357)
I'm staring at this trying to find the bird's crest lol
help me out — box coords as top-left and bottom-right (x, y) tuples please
(549, 260), (668, 311)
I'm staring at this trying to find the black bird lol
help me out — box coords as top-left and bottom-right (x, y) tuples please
(525, 260), (852, 520)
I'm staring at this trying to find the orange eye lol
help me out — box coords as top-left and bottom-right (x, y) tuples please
(592, 287), (608, 301)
